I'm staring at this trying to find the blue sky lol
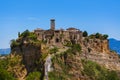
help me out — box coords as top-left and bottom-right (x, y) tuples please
(0, 0), (120, 48)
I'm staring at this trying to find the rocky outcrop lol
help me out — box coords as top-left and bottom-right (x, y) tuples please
(11, 43), (42, 73)
(81, 38), (110, 54)
(80, 37), (120, 71)
(10, 25), (120, 80)
(80, 51), (120, 71)
(7, 54), (27, 80)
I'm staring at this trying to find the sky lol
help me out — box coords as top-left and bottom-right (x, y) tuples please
(0, 0), (120, 48)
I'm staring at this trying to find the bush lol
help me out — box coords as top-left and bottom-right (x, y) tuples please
(89, 33), (109, 40)
(26, 71), (41, 80)
(28, 32), (37, 41)
(49, 47), (58, 54)
(0, 68), (15, 80)
(89, 34), (95, 39)
(49, 53), (72, 80)
(83, 31), (88, 37)
(107, 70), (120, 80)
(72, 44), (81, 52)
(10, 39), (19, 48)
(95, 33), (102, 39)
(102, 34), (108, 40)
(82, 60), (120, 80)
(49, 71), (66, 80)
(0, 59), (15, 80)
(20, 29), (30, 37)
(64, 40), (72, 47)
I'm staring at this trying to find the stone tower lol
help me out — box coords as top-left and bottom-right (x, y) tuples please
(50, 19), (55, 30)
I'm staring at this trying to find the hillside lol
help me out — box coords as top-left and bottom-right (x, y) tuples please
(0, 20), (120, 80)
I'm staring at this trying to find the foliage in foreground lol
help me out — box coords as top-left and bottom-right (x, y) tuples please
(0, 58), (16, 80)
(26, 71), (41, 80)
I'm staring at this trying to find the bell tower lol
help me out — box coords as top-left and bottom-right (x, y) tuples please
(50, 19), (55, 30)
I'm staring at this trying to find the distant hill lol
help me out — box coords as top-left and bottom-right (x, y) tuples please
(0, 48), (10, 55)
(109, 38), (120, 54)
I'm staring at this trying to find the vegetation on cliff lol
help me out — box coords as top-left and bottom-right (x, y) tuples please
(82, 59), (119, 80)
(9, 30), (44, 79)
(1, 28), (119, 80)
(26, 71), (41, 80)
(89, 33), (108, 40)
(49, 48), (120, 80)
(83, 31), (88, 37)
(0, 58), (16, 80)
(10, 30), (41, 49)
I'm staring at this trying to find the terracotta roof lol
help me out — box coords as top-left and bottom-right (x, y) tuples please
(66, 27), (78, 30)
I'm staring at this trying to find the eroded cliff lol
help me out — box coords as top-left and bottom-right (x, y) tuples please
(8, 29), (120, 80)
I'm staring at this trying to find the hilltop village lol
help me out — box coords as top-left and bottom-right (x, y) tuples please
(34, 19), (82, 47)
(33, 19), (109, 53)
(3, 19), (120, 80)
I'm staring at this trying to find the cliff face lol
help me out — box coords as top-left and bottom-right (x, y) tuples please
(12, 43), (42, 73)
(80, 37), (120, 71)
(9, 29), (120, 80)
(81, 38), (109, 54)
(7, 54), (27, 80)
(49, 48), (120, 80)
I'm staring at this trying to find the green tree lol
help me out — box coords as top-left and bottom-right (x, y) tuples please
(0, 59), (15, 80)
(95, 33), (102, 39)
(26, 71), (41, 80)
(10, 39), (19, 49)
(18, 32), (20, 37)
(0, 68), (15, 80)
(28, 32), (37, 41)
(21, 29), (30, 37)
(49, 47), (58, 54)
(83, 31), (88, 37)
(82, 60), (120, 80)
(102, 34), (108, 40)
(72, 44), (81, 53)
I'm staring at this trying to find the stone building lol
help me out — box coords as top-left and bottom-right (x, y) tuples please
(34, 19), (83, 46)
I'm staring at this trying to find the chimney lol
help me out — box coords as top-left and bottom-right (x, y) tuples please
(50, 19), (55, 30)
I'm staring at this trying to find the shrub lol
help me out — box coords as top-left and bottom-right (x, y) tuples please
(83, 31), (88, 37)
(64, 40), (72, 47)
(28, 32), (37, 41)
(0, 68), (15, 80)
(95, 33), (102, 39)
(49, 53), (72, 80)
(89, 34), (95, 39)
(72, 44), (81, 52)
(18, 32), (20, 37)
(102, 34), (108, 40)
(49, 47), (58, 54)
(48, 71), (66, 80)
(0, 59), (15, 80)
(82, 60), (120, 80)
(26, 71), (41, 80)
(10, 39), (19, 48)
(20, 29), (30, 37)
(89, 33), (109, 40)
